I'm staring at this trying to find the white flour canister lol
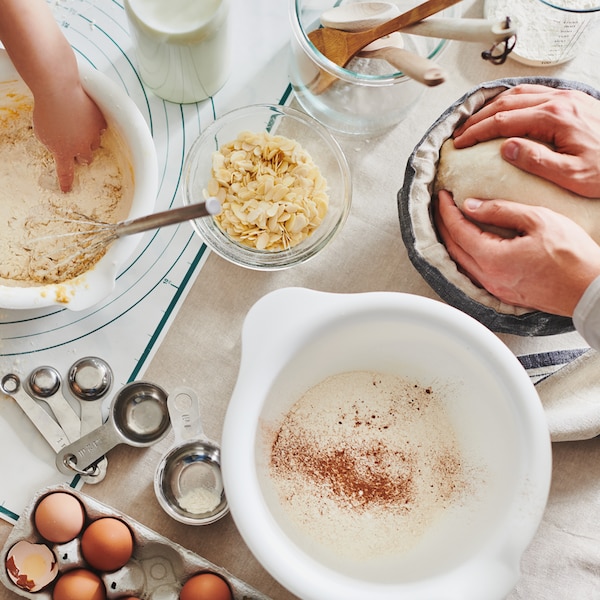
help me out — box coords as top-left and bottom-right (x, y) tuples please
(124, 0), (231, 103)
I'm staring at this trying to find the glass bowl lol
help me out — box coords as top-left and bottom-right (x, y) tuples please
(289, 0), (461, 136)
(183, 104), (352, 270)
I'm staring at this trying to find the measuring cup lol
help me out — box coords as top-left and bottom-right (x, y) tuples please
(485, 0), (600, 66)
(154, 387), (228, 525)
(56, 381), (171, 477)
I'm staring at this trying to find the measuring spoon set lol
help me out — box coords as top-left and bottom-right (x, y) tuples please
(2, 359), (201, 529)
(0, 357), (166, 484)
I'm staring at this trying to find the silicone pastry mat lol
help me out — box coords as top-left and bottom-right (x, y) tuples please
(0, 0), (291, 521)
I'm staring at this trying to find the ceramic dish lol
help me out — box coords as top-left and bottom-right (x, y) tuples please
(183, 104), (352, 270)
(0, 49), (157, 311)
(222, 287), (552, 600)
(398, 76), (600, 335)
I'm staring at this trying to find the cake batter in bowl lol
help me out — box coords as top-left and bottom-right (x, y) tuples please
(0, 49), (157, 311)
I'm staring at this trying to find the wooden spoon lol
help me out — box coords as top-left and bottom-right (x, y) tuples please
(359, 32), (446, 87)
(307, 0), (462, 68)
(321, 2), (517, 44)
(307, 0), (461, 93)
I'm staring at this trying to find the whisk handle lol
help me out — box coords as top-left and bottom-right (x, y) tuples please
(115, 197), (221, 238)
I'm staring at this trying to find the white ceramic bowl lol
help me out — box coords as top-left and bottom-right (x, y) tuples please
(222, 288), (552, 600)
(0, 49), (157, 311)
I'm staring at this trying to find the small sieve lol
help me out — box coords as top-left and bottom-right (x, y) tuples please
(154, 387), (228, 525)
(56, 380), (171, 478)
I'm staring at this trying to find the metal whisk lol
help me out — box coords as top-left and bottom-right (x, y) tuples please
(28, 197), (221, 281)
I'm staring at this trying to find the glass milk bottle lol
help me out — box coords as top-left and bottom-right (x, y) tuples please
(124, 0), (231, 103)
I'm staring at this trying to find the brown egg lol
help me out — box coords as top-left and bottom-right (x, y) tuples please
(52, 568), (106, 600)
(34, 492), (85, 543)
(180, 572), (233, 600)
(81, 517), (134, 572)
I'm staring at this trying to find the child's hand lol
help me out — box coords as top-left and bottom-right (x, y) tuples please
(33, 83), (107, 192)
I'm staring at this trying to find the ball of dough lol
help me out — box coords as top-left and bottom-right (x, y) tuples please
(434, 138), (600, 241)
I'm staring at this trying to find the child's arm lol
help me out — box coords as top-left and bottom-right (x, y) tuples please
(0, 0), (106, 191)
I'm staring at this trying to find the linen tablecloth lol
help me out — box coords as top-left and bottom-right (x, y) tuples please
(1, 1), (599, 599)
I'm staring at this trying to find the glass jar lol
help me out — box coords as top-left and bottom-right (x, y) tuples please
(124, 0), (231, 103)
(288, 0), (459, 136)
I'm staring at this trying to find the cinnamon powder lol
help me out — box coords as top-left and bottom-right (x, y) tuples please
(268, 370), (470, 560)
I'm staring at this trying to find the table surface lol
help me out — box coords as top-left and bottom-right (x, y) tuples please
(2, 1), (600, 599)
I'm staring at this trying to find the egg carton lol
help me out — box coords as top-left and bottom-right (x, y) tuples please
(0, 484), (272, 600)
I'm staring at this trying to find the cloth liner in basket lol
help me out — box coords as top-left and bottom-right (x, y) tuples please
(398, 76), (600, 336)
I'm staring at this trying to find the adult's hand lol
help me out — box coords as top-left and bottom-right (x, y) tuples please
(452, 85), (600, 198)
(434, 190), (600, 316)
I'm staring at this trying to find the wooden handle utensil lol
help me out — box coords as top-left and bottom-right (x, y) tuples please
(307, 0), (462, 94)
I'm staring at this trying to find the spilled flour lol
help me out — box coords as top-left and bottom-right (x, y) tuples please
(0, 79), (134, 286)
(268, 371), (480, 564)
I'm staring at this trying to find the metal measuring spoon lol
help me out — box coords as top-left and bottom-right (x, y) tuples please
(154, 387), (228, 525)
(56, 381), (171, 477)
(67, 357), (113, 483)
(27, 366), (81, 443)
(1, 373), (70, 452)
(68, 357), (112, 435)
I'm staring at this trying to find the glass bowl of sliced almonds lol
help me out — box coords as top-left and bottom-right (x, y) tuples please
(183, 104), (352, 269)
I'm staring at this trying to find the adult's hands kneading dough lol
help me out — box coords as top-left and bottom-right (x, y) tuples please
(453, 84), (600, 198)
(435, 191), (600, 317)
(435, 84), (600, 321)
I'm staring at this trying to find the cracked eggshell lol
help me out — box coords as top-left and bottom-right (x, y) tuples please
(6, 540), (58, 592)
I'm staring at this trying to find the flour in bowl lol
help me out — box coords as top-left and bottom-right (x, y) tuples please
(0, 79), (134, 286)
(268, 371), (478, 564)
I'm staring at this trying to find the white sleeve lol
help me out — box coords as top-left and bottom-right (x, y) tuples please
(573, 275), (600, 350)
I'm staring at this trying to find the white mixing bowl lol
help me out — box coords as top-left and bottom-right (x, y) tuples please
(222, 288), (552, 600)
(0, 49), (157, 311)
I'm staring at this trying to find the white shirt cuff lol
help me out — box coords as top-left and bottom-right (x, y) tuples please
(573, 275), (600, 350)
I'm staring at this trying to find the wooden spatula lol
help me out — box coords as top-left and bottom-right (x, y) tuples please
(307, 0), (462, 93)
